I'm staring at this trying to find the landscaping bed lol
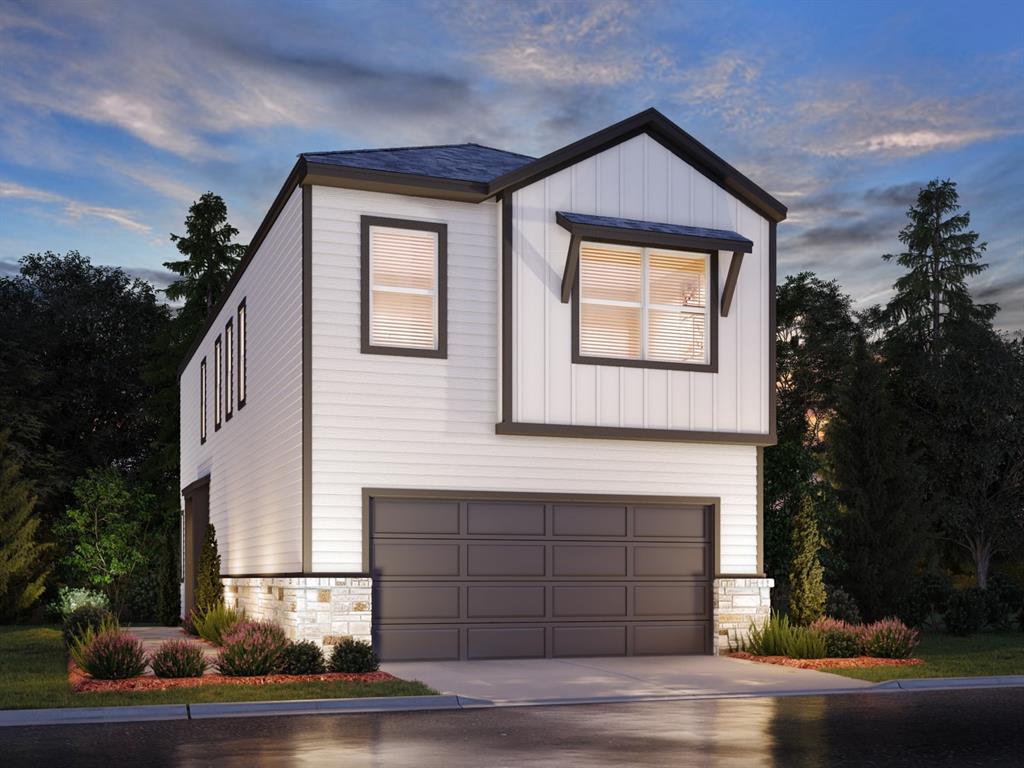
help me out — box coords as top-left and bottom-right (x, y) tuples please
(729, 651), (923, 670)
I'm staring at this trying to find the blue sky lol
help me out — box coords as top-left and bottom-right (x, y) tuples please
(1, 0), (1021, 329)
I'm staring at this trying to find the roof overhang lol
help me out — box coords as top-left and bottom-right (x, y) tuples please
(303, 159), (491, 204)
(556, 211), (753, 317)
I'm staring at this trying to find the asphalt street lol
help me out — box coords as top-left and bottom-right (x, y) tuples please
(6, 687), (1024, 767)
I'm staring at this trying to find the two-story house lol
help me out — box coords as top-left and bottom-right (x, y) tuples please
(178, 108), (785, 661)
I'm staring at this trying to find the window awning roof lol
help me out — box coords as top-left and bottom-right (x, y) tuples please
(556, 212), (753, 316)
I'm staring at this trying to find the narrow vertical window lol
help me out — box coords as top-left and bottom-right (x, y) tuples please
(214, 335), (222, 430)
(237, 299), (247, 409)
(199, 357), (207, 444)
(225, 318), (234, 421)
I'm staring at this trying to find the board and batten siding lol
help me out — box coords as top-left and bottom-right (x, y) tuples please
(511, 132), (770, 434)
(180, 187), (303, 574)
(309, 184), (759, 575)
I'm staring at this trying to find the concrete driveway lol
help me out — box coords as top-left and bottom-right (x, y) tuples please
(383, 655), (871, 705)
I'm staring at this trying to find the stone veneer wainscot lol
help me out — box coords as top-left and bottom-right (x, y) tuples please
(713, 577), (774, 654)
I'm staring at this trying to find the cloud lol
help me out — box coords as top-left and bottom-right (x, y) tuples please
(1, 180), (150, 233)
(862, 182), (925, 208)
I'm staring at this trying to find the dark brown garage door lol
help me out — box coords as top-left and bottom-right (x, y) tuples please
(369, 494), (713, 661)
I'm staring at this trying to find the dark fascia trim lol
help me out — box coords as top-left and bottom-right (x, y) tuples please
(236, 298), (247, 409)
(495, 420), (776, 446)
(222, 572), (371, 580)
(363, 487), (722, 577)
(488, 108), (787, 223)
(360, 215), (448, 359)
(180, 474), (211, 497)
(756, 445), (765, 576)
(500, 194), (513, 423)
(177, 159), (305, 379)
(720, 251), (745, 317)
(304, 160), (490, 204)
(302, 185), (313, 574)
(570, 250), (719, 374)
(768, 221), (778, 444)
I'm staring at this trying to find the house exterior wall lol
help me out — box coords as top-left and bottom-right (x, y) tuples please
(309, 184), (761, 576)
(509, 133), (771, 435)
(179, 186), (304, 575)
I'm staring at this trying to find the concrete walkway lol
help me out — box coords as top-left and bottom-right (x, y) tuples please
(382, 655), (871, 704)
(122, 626), (219, 674)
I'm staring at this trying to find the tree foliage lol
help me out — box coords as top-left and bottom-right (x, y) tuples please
(195, 524), (223, 613)
(787, 493), (826, 626)
(0, 430), (51, 619)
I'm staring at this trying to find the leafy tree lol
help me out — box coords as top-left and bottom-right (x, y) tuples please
(164, 192), (246, 332)
(195, 524), (223, 613)
(0, 430), (51, 619)
(883, 179), (995, 356)
(787, 493), (826, 625)
(58, 469), (156, 617)
(827, 335), (927, 619)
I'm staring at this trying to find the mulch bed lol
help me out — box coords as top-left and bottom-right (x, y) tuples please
(728, 651), (924, 670)
(69, 661), (395, 693)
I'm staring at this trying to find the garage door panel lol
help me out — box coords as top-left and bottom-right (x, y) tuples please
(372, 499), (460, 535)
(552, 545), (627, 576)
(552, 585), (627, 617)
(554, 625), (627, 657)
(467, 586), (546, 618)
(376, 585), (460, 620)
(467, 502), (545, 535)
(633, 584), (708, 617)
(634, 506), (707, 538)
(634, 545), (708, 577)
(634, 624), (708, 655)
(467, 544), (546, 576)
(375, 628), (459, 661)
(468, 627), (546, 659)
(552, 505), (627, 537)
(374, 543), (460, 576)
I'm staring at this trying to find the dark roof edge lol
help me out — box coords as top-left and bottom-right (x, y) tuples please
(487, 108), (787, 223)
(177, 158), (306, 379)
(303, 161), (491, 202)
(555, 211), (754, 253)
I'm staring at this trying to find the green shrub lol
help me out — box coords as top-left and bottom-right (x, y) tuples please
(984, 574), (1023, 629)
(280, 640), (326, 675)
(191, 602), (242, 646)
(787, 495), (826, 626)
(862, 618), (918, 658)
(328, 638), (380, 673)
(48, 586), (109, 621)
(215, 620), (289, 676)
(743, 612), (826, 659)
(810, 617), (864, 657)
(195, 524), (223, 613)
(71, 630), (147, 679)
(149, 639), (208, 678)
(824, 586), (862, 625)
(945, 588), (987, 636)
(898, 572), (953, 628)
(62, 604), (117, 647)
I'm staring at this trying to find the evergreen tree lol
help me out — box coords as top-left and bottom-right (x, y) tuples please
(883, 179), (995, 356)
(195, 524), (223, 612)
(828, 335), (926, 619)
(0, 430), (51, 619)
(787, 493), (826, 625)
(164, 192), (246, 331)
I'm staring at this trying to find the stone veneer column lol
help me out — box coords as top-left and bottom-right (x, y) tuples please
(221, 576), (373, 648)
(713, 577), (773, 655)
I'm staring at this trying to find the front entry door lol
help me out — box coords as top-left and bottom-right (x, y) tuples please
(182, 476), (210, 617)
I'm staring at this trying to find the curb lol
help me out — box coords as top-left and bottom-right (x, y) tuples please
(0, 704), (188, 727)
(188, 695), (463, 719)
(871, 675), (1024, 691)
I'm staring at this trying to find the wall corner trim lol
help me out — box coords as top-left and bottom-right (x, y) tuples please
(301, 183), (313, 574)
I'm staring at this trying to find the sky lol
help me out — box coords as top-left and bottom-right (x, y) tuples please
(1, 0), (1021, 330)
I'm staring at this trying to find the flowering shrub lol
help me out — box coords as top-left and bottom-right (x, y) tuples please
(192, 602), (242, 646)
(215, 620), (289, 676)
(150, 639), (209, 678)
(810, 618), (864, 658)
(71, 630), (147, 680)
(48, 586), (110, 621)
(280, 640), (326, 675)
(862, 618), (919, 659)
(329, 638), (380, 673)
(62, 604), (118, 648)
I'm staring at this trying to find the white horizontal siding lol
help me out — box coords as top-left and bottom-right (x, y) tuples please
(512, 132), (770, 434)
(180, 187), (303, 574)
(310, 185), (758, 574)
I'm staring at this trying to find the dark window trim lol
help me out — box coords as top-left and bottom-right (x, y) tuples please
(213, 335), (222, 431)
(199, 357), (207, 444)
(495, 420), (775, 446)
(224, 317), (234, 421)
(360, 215), (448, 359)
(237, 298), (247, 409)
(571, 246), (719, 374)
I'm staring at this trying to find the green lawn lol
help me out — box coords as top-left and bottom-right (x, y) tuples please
(827, 631), (1024, 682)
(0, 626), (436, 710)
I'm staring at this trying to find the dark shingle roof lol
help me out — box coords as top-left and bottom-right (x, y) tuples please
(556, 211), (752, 248)
(302, 143), (535, 184)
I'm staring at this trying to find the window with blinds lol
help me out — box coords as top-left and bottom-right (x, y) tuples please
(362, 217), (447, 357)
(578, 242), (709, 366)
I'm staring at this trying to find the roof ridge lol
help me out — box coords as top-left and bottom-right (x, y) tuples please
(302, 142), (532, 159)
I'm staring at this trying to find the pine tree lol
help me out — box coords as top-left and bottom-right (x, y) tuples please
(883, 179), (995, 356)
(194, 523), (223, 612)
(0, 430), (51, 619)
(787, 493), (826, 625)
(828, 335), (926, 619)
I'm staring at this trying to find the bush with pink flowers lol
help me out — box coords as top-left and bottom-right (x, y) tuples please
(214, 619), (289, 676)
(809, 617), (864, 658)
(861, 618), (919, 659)
(150, 639), (209, 678)
(71, 629), (147, 680)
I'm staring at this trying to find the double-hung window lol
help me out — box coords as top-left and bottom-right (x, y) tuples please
(575, 242), (714, 370)
(361, 216), (447, 357)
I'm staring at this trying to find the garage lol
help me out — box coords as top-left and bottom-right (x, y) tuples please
(368, 493), (713, 661)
